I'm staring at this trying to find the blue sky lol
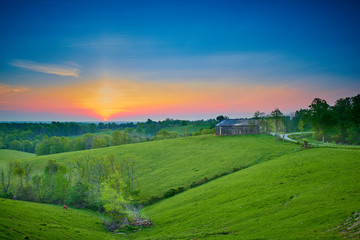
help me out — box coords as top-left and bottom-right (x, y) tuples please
(0, 0), (359, 121)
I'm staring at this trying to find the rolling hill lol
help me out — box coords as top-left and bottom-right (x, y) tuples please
(1, 135), (359, 239)
(1, 135), (296, 199)
(0, 150), (35, 165)
(0, 198), (117, 240)
(130, 148), (360, 239)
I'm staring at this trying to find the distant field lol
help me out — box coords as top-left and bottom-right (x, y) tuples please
(163, 123), (213, 134)
(0, 198), (117, 240)
(0, 150), (35, 165)
(132, 148), (360, 239)
(1, 135), (295, 199)
(68, 130), (114, 139)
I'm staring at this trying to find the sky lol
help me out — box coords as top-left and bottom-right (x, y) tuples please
(0, 0), (359, 121)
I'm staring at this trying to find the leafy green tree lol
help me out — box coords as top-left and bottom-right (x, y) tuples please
(216, 115), (229, 122)
(35, 136), (50, 155)
(307, 98), (334, 142)
(53, 166), (70, 204)
(32, 175), (42, 202)
(124, 127), (134, 134)
(9, 140), (21, 151)
(270, 108), (284, 141)
(43, 159), (62, 201)
(92, 137), (108, 149)
(100, 173), (132, 223)
(112, 131), (129, 146)
(73, 138), (85, 151)
(1, 161), (15, 194)
(154, 129), (170, 140)
(82, 133), (95, 149)
(21, 140), (33, 152)
(135, 123), (144, 135)
(14, 161), (25, 190)
(333, 97), (352, 142)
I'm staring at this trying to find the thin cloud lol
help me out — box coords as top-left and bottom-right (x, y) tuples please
(10, 60), (80, 77)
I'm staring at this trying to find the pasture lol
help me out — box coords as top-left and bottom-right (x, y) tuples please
(0, 198), (116, 240)
(1, 135), (296, 199)
(132, 148), (360, 239)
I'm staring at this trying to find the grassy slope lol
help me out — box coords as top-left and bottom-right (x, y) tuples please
(0, 150), (35, 165)
(4, 135), (295, 199)
(131, 148), (360, 239)
(0, 198), (118, 240)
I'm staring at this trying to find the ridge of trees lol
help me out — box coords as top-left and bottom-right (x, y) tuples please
(0, 119), (216, 155)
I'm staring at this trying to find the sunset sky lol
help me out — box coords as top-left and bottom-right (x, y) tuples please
(1, 0), (359, 121)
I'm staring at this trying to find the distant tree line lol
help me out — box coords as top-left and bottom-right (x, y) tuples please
(0, 119), (216, 155)
(247, 94), (360, 144)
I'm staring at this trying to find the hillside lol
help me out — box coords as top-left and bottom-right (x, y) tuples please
(131, 148), (360, 239)
(0, 150), (35, 165)
(0, 198), (117, 240)
(4, 135), (295, 199)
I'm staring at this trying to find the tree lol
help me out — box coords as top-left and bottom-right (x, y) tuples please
(135, 123), (144, 136)
(32, 175), (42, 202)
(123, 127), (134, 135)
(307, 98), (334, 142)
(73, 138), (85, 151)
(21, 140), (33, 152)
(9, 140), (21, 151)
(43, 159), (61, 201)
(82, 133), (95, 149)
(24, 163), (33, 186)
(92, 137), (108, 149)
(112, 131), (129, 146)
(216, 115), (229, 122)
(120, 155), (138, 193)
(333, 97), (352, 142)
(270, 108), (284, 141)
(14, 161), (25, 192)
(100, 172), (132, 225)
(154, 129), (170, 140)
(1, 161), (15, 194)
(253, 111), (266, 119)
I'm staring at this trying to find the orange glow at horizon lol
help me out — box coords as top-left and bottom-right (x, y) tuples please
(0, 79), (352, 120)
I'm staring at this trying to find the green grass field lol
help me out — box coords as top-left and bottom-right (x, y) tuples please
(0, 198), (118, 240)
(1, 135), (359, 239)
(288, 133), (360, 149)
(0, 150), (35, 164)
(131, 148), (360, 239)
(0, 135), (295, 199)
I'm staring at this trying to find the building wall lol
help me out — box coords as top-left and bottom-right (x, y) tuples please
(215, 125), (260, 135)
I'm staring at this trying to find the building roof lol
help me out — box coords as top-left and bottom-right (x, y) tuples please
(216, 119), (258, 127)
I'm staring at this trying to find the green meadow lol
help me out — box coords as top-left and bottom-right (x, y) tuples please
(131, 148), (360, 239)
(1, 135), (295, 199)
(1, 135), (359, 239)
(0, 150), (35, 162)
(0, 198), (116, 240)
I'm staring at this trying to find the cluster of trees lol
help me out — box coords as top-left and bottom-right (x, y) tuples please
(302, 95), (360, 144)
(0, 119), (216, 154)
(0, 154), (139, 221)
(34, 131), (124, 155)
(249, 94), (360, 144)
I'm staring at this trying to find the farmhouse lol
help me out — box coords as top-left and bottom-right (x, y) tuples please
(215, 119), (260, 135)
